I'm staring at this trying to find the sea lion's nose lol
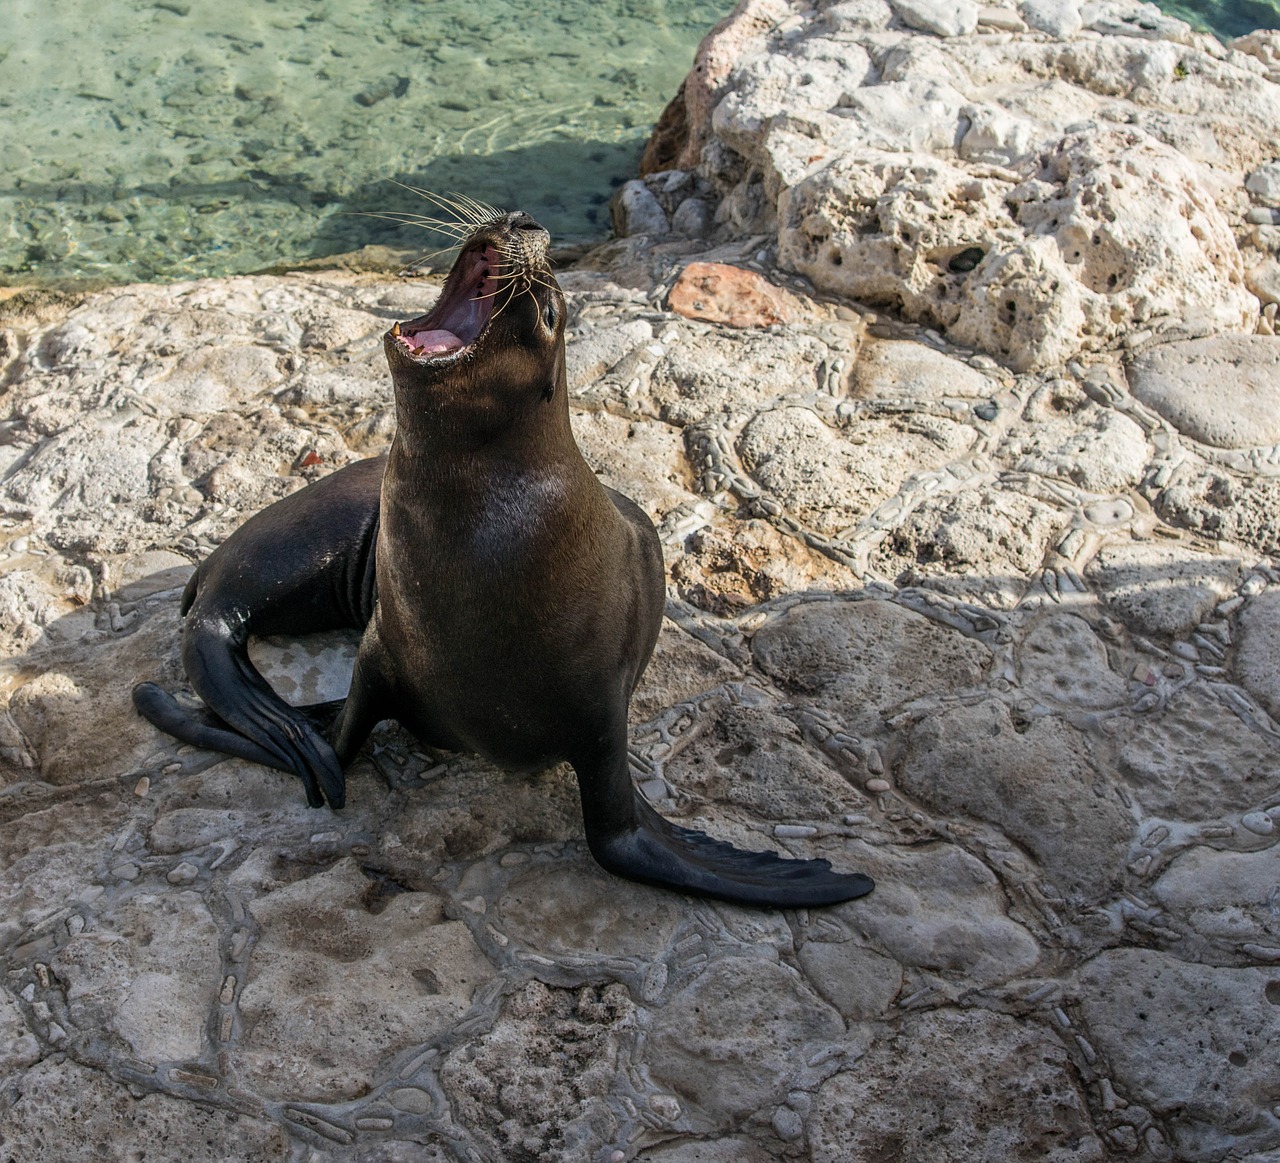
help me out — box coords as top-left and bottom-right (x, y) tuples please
(508, 211), (546, 232)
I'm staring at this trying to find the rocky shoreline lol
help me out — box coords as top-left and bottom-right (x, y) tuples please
(1, 1), (1279, 1160)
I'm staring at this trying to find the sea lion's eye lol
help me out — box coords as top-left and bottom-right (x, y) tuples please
(543, 300), (558, 332)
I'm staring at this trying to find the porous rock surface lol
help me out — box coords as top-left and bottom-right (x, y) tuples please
(2, 2), (1280, 1160)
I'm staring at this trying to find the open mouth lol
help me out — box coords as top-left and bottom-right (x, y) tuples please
(393, 244), (501, 361)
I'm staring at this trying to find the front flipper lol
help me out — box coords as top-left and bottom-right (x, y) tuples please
(573, 739), (874, 908)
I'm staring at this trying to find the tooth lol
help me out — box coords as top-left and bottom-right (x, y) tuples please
(392, 321), (401, 336)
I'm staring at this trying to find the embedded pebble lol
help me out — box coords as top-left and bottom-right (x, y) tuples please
(166, 861), (199, 885)
(1242, 811), (1275, 836)
(388, 1087), (434, 1115)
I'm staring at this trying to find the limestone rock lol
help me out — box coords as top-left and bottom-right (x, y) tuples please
(1018, 612), (1128, 709)
(1128, 336), (1280, 449)
(809, 1008), (1104, 1161)
(570, 410), (696, 520)
(1154, 466), (1280, 557)
(235, 859), (495, 1101)
(669, 518), (855, 614)
(648, 956), (843, 1125)
(1114, 683), (1280, 817)
(1152, 843), (1280, 949)
(1236, 589), (1280, 720)
(1074, 948), (1280, 1159)
(736, 406), (974, 534)
(1246, 160), (1280, 206)
(852, 337), (1000, 401)
(637, 1139), (774, 1163)
(0, 1058), (289, 1162)
(796, 938), (904, 1018)
(661, 701), (867, 823)
(51, 889), (221, 1064)
(646, 326), (860, 425)
(872, 486), (1064, 607)
(1001, 378), (1149, 491)
(899, 699), (1133, 902)
(751, 598), (990, 725)
(494, 860), (682, 959)
(440, 980), (634, 1161)
(1086, 540), (1243, 638)
(831, 840), (1042, 987)
(1020, 0), (1082, 36)
(683, 0), (1271, 370)
(612, 179), (672, 238)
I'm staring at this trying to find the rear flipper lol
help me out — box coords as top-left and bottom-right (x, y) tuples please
(575, 743), (874, 908)
(134, 607), (350, 808)
(132, 678), (349, 808)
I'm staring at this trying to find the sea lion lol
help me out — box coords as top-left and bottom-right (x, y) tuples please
(133, 209), (873, 908)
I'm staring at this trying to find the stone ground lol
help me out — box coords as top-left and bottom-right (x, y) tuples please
(1, 1), (1280, 1161)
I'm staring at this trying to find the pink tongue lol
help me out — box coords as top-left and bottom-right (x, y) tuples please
(399, 329), (463, 355)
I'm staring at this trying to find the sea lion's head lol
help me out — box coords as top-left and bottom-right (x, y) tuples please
(384, 210), (568, 436)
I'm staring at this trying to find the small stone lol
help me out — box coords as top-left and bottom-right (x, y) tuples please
(671, 197), (712, 239)
(611, 180), (669, 237)
(775, 824), (818, 838)
(388, 1087), (435, 1114)
(1246, 207), (1280, 226)
(1247, 162), (1280, 206)
(772, 1104), (805, 1140)
(1019, 0), (1082, 36)
(893, 0), (980, 36)
(866, 778), (891, 793)
(110, 863), (139, 880)
(1242, 811), (1275, 836)
(134, 776), (151, 796)
(166, 861), (199, 885)
(978, 6), (1027, 30)
(355, 1117), (395, 1131)
(354, 77), (398, 108)
(649, 1093), (681, 1121)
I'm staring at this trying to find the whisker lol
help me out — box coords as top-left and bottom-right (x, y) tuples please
(386, 181), (487, 229)
(351, 211), (472, 238)
(455, 191), (504, 222)
(400, 243), (463, 273)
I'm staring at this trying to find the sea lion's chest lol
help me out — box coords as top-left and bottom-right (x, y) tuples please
(371, 469), (626, 762)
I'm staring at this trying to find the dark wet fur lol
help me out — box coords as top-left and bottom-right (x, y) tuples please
(133, 210), (874, 909)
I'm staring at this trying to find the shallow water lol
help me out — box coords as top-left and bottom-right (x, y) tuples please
(1, 0), (727, 285)
(2, 0), (1277, 286)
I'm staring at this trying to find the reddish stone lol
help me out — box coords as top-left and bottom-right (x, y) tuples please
(667, 262), (799, 328)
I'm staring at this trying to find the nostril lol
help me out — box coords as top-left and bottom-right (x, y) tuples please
(511, 212), (544, 231)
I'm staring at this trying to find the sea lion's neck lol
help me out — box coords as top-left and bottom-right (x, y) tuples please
(387, 362), (590, 495)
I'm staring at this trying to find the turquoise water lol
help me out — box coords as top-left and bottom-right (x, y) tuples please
(1166, 0), (1280, 35)
(1, 0), (1277, 286)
